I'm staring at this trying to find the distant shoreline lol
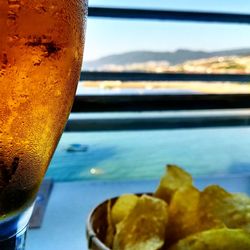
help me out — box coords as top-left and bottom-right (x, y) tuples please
(80, 81), (250, 94)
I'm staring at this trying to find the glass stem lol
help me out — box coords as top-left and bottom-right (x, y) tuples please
(0, 227), (27, 250)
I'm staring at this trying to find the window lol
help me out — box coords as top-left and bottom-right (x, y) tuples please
(46, 0), (250, 181)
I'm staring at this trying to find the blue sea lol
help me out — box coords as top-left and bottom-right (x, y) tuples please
(45, 86), (250, 182)
(46, 126), (250, 182)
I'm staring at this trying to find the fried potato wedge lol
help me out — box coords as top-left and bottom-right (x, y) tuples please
(199, 185), (250, 232)
(154, 165), (193, 204)
(113, 195), (168, 250)
(168, 228), (250, 250)
(111, 194), (139, 225)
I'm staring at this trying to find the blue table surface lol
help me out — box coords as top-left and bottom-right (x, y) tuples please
(26, 175), (250, 250)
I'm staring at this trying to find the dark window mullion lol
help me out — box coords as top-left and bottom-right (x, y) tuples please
(88, 7), (250, 24)
(80, 71), (250, 82)
(72, 94), (250, 112)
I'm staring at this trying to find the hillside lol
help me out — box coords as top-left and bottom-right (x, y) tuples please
(84, 48), (250, 70)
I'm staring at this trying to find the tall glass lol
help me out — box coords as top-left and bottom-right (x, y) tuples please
(0, 0), (87, 249)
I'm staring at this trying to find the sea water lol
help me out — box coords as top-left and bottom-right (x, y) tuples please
(46, 126), (250, 181)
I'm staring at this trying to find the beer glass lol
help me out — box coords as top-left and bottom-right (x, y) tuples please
(0, 0), (87, 249)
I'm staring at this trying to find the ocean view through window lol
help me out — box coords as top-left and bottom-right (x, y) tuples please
(48, 0), (250, 181)
(81, 2), (250, 96)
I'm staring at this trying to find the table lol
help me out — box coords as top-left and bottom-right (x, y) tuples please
(26, 175), (250, 250)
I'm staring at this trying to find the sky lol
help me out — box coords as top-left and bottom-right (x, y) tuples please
(84, 0), (250, 61)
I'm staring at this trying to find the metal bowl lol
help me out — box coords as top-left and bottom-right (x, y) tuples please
(86, 197), (116, 250)
(86, 193), (151, 250)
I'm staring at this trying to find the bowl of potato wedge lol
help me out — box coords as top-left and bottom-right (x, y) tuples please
(86, 165), (250, 250)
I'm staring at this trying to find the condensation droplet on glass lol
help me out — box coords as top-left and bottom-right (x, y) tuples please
(54, 90), (61, 97)
(32, 55), (42, 66)
(8, 35), (20, 44)
(35, 5), (46, 14)
(8, 0), (21, 12)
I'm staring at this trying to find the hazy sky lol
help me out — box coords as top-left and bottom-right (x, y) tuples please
(84, 0), (250, 61)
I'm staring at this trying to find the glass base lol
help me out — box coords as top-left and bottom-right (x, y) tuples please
(0, 227), (27, 250)
(0, 204), (34, 250)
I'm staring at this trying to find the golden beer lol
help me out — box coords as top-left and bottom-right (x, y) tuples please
(0, 0), (86, 218)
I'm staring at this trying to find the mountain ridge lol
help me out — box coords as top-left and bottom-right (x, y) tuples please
(84, 48), (250, 70)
